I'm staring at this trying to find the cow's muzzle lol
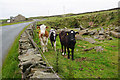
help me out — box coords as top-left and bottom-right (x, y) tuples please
(70, 39), (76, 42)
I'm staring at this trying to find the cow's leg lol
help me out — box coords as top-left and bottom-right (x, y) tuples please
(61, 44), (64, 55)
(42, 43), (45, 53)
(64, 46), (66, 55)
(54, 41), (56, 51)
(67, 48), (70, 59)
(51, 41), (53, 49)
(45, 38), (48, 52)
(72, 49), (74, 60)
(40, 38), (45, 53)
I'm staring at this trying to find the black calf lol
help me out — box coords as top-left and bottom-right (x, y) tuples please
(59, 30), (79, 60)
(49, 29), (58, 51)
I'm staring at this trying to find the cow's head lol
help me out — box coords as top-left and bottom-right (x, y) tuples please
(66, 30), (79, 42)
(50, 29), (58, 41)
(38, 24), (48, 34)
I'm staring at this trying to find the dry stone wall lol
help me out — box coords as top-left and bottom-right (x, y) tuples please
(18, 23), (59, 79)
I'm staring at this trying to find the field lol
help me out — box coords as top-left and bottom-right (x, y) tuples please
(33, 9), (119, 78)
(1, 8), (119, 79)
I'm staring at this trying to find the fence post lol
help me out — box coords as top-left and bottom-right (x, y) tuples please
(56, 49), (59, 73)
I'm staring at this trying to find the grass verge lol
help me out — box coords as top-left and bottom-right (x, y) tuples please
(1, 24), (31, 78)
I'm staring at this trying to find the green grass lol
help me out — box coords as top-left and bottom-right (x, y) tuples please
(33, 26), (119, 78)
(33, 9), (119, 78)
(1, 20), (32, 26)
(2, 24), (31, 78)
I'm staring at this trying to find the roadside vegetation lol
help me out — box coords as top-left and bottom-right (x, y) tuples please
(2, 24), (31, 78)
(33, 9), (119, 78)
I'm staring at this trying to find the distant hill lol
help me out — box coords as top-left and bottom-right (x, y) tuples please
(29, 8), (120, 19)
(36, 7), (120, 29)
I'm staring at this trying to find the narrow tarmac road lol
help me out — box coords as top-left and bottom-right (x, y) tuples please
(0, 22), (32, 66)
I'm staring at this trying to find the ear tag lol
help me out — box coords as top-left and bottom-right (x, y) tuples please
(67, 33), (68, 35)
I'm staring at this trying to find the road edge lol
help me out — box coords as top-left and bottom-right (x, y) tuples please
(1, 23), (32, 79)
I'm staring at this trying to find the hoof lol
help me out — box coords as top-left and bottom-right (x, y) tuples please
(43, 51), (45, 53)
(68, 56), (70, 59)
(46, 49), (48, 52)
(62, 53), (64, 55)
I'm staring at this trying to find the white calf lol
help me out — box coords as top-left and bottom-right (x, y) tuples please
(38, 24), (49, 53)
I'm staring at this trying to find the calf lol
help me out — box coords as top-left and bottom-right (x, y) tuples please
(49, 29), (58, 51)
(59, 30), (79, 60)
(37, 24), (49, 53)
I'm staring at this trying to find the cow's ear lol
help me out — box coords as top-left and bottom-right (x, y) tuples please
(46, 26), (49, 29)
(65, 31), (69, 35)
(75, 32), (79, 34)
(37, 26), (40, 29)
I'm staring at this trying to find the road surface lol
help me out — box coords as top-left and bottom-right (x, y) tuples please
(0, 22), (32, 66)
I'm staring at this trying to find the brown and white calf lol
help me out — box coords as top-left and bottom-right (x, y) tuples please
(49, 29), (58, 51)
(37, 24), (49, 53)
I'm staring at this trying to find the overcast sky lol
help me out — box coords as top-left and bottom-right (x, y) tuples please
(0, 0), (119, 19)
